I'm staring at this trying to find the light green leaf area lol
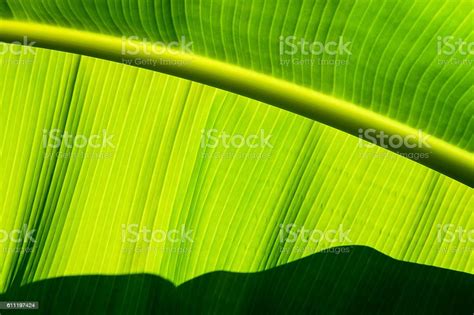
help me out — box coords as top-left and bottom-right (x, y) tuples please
(0, 48), (472, 292)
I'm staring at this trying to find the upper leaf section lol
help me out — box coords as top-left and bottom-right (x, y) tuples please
(2, 0), (473, 153)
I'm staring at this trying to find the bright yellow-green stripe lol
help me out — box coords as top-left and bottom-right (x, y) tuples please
(1, 20), (472, 186)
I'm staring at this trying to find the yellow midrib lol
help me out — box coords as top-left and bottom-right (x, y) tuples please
(0, 20), (472, 186)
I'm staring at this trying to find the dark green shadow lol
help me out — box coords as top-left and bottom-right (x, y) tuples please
(1, 246), (473, 314)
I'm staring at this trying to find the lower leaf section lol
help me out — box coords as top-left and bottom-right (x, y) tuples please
(1, 51), (472, 290)
(2, 246), (473, 314)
